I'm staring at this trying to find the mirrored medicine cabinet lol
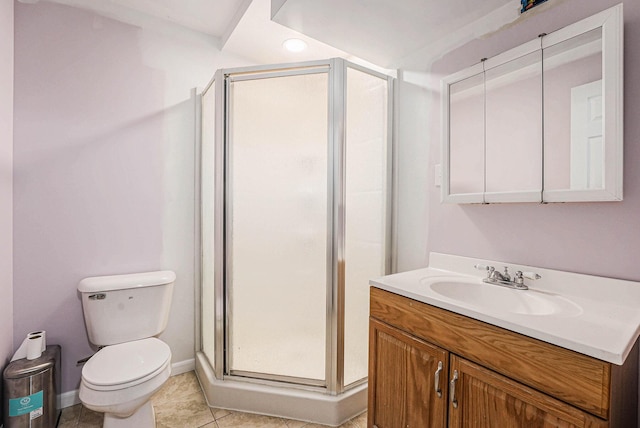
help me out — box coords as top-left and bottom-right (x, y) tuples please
(442, 4), (623, 203)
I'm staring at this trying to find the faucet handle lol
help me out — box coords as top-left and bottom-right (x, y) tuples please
(514, 271), (539, 288)
(522, 272), (541, 280)
(474, 264), (493, 272)
(474, 264), (494, 278)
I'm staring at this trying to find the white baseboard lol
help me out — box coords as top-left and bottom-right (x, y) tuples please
(59, 358), (196, 409)
(171, 358), (195, 376)
(60, 389), (81, 409)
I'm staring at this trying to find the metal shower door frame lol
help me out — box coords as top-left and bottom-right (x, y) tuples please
(205, 58), (394, 395)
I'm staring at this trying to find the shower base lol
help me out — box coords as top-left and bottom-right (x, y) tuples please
(194, 352), (367, 427)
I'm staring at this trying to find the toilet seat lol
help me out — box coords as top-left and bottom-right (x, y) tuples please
(82, 338), (171, 391)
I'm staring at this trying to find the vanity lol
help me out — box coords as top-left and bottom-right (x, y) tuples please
(367, 254), (640, 427)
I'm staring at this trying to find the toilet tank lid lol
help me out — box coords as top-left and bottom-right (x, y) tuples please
(78, 271), (176, 293)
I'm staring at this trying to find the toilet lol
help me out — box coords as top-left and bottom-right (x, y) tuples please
(77, 270), (176, 428)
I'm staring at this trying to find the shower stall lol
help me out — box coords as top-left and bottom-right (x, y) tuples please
(196, 59), (393, 426)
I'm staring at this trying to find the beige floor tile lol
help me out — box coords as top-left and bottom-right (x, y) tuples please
(345, 412), (367, 428)
(300, 411), (367, 428)
(154, 392), (214, 428)
(283, 420), (308, 428)
(214, 411), (288, 428)
(152, 371), (202, 406)
(58, 403), (82, 428)
(58, 372), (367, 428)
(77, 406), (103, 428)
(153, 371), (214, 427)
(301, 411), (367, 428)
(211, 407), (232, 420)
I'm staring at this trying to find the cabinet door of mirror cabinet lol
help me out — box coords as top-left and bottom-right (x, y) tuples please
(544, 29), (602, 195)
(543, 4), (623, 202)
(484, 48), (542, 203)
(445, 70), (485, 203)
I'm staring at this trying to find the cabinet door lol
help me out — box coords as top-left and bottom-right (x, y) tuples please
(448, 356), (607, 428)
(483, 44), (543, 203)
(443, 67), (485, 203)
(368, 318), (448, 428)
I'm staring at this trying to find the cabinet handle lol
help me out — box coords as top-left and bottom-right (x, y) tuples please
(434, 361), (443, 398)
(450, 370), (459, 408)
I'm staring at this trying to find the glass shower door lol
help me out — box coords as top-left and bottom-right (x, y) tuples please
(226, 69), (330, 383)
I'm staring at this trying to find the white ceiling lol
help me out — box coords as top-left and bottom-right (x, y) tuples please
(272, 0), (522, 68)
(38, 0), (250, 40)
(222, 0), (355, 67)
(33, 0), (524, 69)
(37, 0), (358, 66)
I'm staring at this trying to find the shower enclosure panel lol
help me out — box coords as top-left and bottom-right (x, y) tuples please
(343, 66), (389, 387)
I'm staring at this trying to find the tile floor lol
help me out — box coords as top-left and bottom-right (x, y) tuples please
(58, 371), (368, 428)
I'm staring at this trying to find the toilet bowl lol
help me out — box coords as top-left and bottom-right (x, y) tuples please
(77, 271), (176, 428)
(79, 338), (172, 427)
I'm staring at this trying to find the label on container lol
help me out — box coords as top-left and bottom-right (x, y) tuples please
(30, 406), (43, 420)
(8, 390), (43, 417)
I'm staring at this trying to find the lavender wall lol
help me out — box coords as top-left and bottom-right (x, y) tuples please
(410, 4), (640, 421)
(0, 0), (13, 422)
(13, 2), (250, 394)
(425, 0), (640, 282)
(14, 2), (161, 394)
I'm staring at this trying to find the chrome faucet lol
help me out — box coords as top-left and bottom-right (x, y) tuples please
(488, 266), (511, 282)
(474, 264), (540, 290)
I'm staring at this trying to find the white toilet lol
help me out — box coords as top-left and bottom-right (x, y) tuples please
(77, 270), (176, 428)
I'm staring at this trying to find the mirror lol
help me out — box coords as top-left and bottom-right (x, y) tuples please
(448, 70), (485, 202)
(484, 49), (542, 202)
(441, 4), (623, 203)
(542, 7), (623, 202)
(544, 28), (602, 194)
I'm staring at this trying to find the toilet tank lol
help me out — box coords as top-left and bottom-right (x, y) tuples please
(78, 271), (176, 346)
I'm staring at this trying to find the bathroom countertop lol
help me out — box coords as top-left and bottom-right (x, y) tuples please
(370, 253), (640, 365)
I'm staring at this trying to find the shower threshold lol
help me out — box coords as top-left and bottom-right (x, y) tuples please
(194, 352), (367, 427)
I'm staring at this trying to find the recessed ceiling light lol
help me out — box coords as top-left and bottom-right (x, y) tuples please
(283, 38), (308, 53)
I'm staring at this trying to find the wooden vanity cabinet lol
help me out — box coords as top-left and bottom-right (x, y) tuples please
(368, 318), (448, 428)
(368, 287), (639, 428)
(448, 355), (607, 427)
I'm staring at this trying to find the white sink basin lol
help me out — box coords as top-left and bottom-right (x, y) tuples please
(370, 256), (640, 364)
(427, 279), (582, 317)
